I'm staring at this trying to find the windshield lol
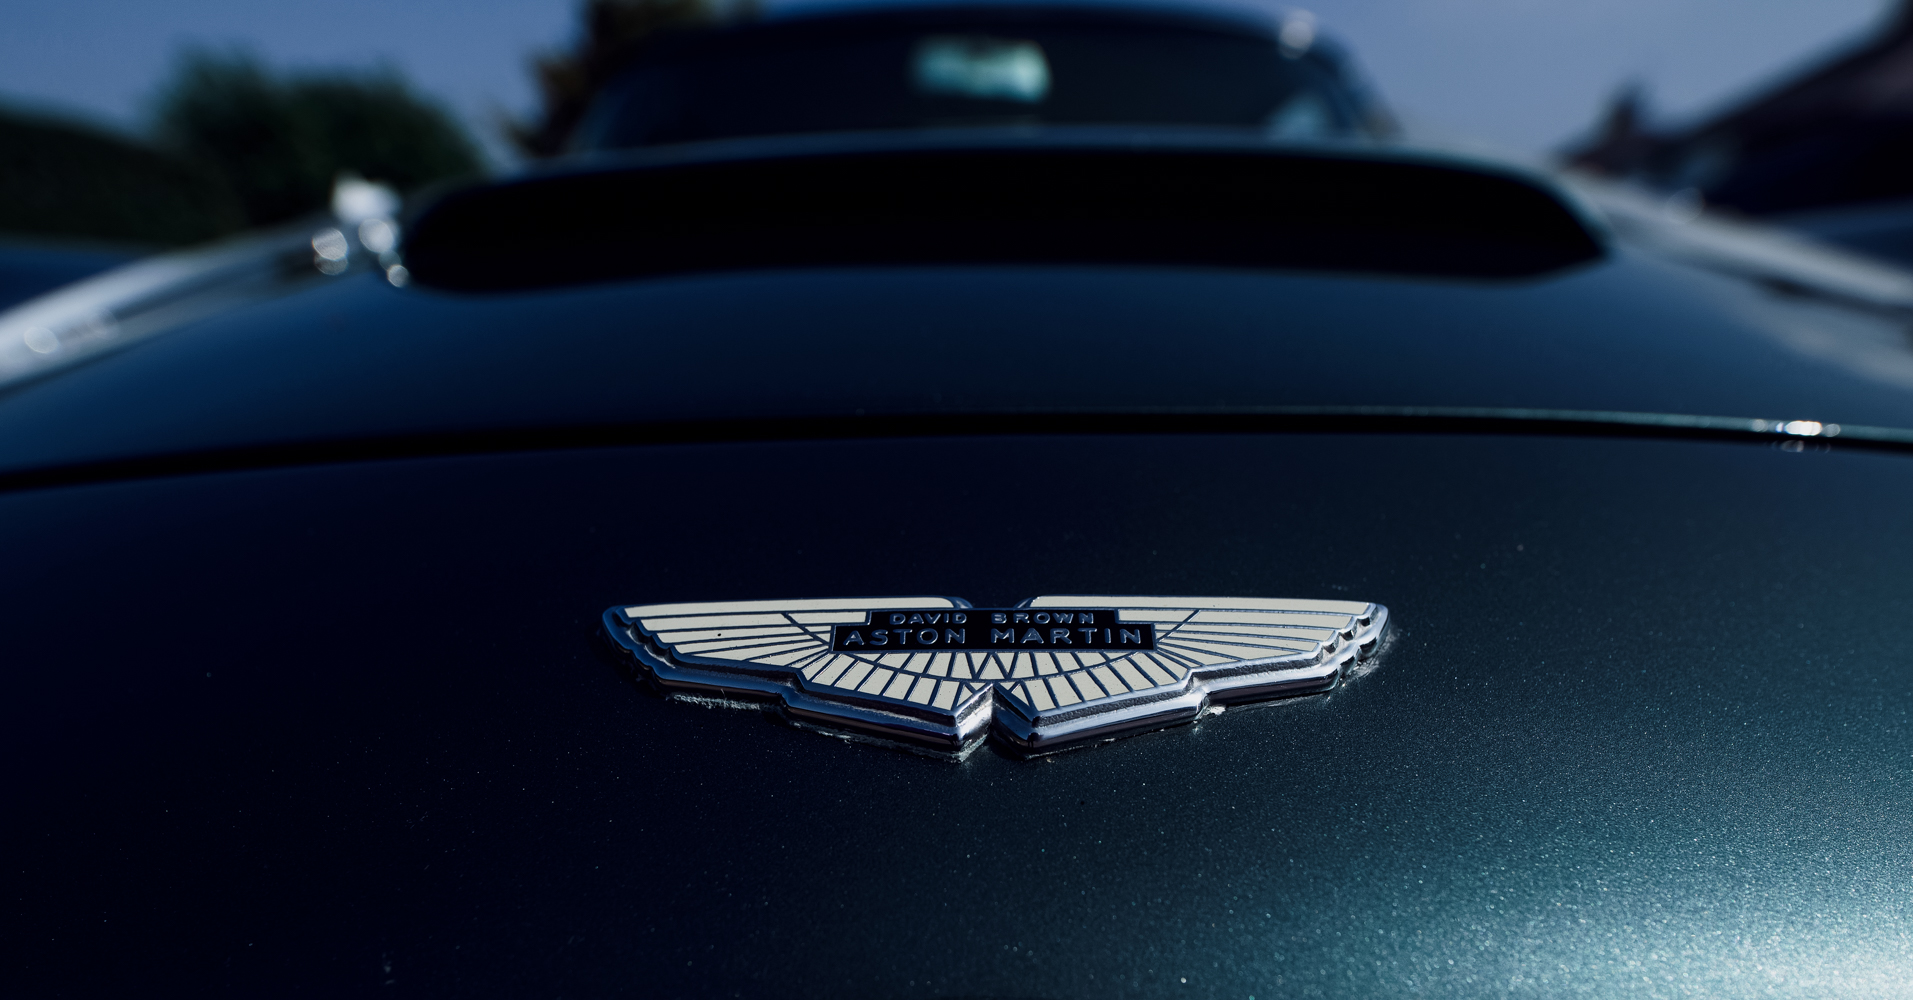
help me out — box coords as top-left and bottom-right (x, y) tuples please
(573, 9), (1380, 149)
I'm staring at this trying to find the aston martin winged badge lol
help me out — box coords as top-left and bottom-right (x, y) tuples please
(604, 596), (1388, 755)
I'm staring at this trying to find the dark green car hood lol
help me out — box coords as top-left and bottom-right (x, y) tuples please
(6, 141), (1913, 997)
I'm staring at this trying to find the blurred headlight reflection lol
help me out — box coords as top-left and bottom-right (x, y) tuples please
(310, 228), (350, 276)
(357, 218), (397, 255)
(22, 326), (59, 354)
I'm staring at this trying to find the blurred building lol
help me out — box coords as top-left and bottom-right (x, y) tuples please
(1567, 2), (1913, 265)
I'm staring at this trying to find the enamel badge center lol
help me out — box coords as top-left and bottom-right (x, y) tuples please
(604, 596), (1388, 755)
(831, 608), (1154, 652)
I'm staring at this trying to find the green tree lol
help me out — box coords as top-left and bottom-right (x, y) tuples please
(153, 51), (483, 227)
(0, 106), (244, 246)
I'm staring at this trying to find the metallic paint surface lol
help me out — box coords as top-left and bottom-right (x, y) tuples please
(6, 434), (1912, 996)
(5, 246), (1913, 477)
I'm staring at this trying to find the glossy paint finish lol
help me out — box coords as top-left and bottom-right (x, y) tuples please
(7, 130), (1913, 995)
(3, 244), (1913, 480)
(0, 241), (138, 311)
(7, 433), (1913, 996)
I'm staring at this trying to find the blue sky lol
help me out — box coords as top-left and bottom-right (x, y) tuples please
(0, 0), (1897, 162)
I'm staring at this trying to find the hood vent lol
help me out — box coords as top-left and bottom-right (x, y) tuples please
(405, 143), (1604, 291)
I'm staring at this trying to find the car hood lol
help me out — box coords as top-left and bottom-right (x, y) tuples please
(7, 134), (1913, 997)
(8, 133), (1913, 485)
(5, 246), (1913, 479)
(7, 431), (1913, 996)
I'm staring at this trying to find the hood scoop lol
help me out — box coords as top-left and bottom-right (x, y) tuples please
(404, 139), (1604, 290)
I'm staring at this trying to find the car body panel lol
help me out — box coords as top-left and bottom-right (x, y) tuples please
(6, 31), (1913, 994)
(4, 245), (1913, 479)
(7, 433), (1913, 995)
(0, 240), (140, 312)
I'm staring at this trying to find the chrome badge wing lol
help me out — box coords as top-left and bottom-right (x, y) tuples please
(604, 596), (1388, 755)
